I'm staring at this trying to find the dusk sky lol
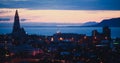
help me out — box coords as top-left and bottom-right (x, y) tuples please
(0, 0), (120, 23)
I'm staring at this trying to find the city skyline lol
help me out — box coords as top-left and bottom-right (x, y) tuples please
(0, 1), (120, 63)
(0, 9), (120, 63)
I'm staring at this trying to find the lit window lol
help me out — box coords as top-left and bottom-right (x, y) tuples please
(94, 36), (97, 39)
(105, 36), (108, 40)
(59, 37), (63, 41)
(51, 37), (54, 41)
(84, 36), (87, 39)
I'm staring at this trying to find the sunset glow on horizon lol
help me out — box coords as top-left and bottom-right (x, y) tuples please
(0, 8), (120, 23)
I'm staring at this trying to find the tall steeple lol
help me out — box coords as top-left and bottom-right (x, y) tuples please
(12, 10), (26, 38)
(12, 10), (21, 33)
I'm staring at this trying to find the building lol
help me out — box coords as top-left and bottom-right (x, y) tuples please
(12, 10), (26, 38)
(51, 32), (85, 42)
(102, 26), (111, 40)
(91, 26), (111, 47)
(92, 26), (111, 40)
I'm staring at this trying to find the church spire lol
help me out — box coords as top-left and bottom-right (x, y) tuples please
(12, 10), (20, 33)
(15, 10), (19, 17)
(12, 10), (26, 39)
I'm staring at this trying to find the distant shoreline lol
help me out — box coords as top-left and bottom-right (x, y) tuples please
(0, 25), (120, 28)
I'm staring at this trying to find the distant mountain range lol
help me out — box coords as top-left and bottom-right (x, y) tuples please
(81, 22), (98, 26)
(89, 17), (120, 27)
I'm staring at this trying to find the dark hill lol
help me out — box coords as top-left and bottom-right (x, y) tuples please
(91, 17), (120, 27)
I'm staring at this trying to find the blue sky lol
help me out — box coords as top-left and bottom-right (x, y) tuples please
(0, 0), (120, 10)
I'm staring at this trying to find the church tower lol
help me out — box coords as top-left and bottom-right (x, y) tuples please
(12, 10), (21, 33)
(12, 10), (26, 38)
